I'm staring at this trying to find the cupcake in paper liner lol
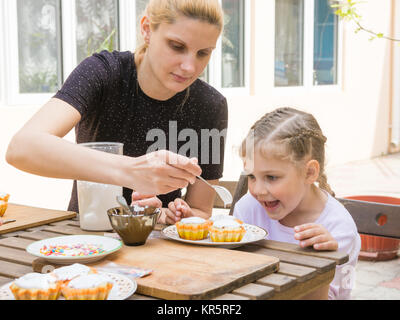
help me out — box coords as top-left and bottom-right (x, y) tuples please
(52, 263), (97, 287)
(9, 273), (61, 300)
(61, 274), (113, 300)
(0, 193), (10, 217)
(175, 217), (211, 240)
(209, 218), (246, 242)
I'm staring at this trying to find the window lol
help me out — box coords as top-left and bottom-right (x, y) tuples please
(1, 0), (248, 105)
(275, 0), (304, 87)
(313, 0), (338, 85)
(275, 0), (339, 87)
(17, 0), (63, 94)
(221, 0), (245, 88)
(75, 0), (119, 64)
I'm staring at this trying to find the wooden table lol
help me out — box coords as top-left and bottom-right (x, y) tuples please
(0, 214), (348, 300)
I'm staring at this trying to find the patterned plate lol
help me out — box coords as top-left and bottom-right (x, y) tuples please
(0, 272), (136, 300)
(162, 223), (268, 249)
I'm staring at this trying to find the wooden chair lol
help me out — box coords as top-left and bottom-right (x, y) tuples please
(336, 197), (400, 239)
(218, 174), (400, 240)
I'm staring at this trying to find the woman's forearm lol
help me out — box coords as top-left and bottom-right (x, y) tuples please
(6, 131), (127, 186)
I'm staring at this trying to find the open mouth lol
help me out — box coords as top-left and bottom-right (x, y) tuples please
(263, 200), (280, 211)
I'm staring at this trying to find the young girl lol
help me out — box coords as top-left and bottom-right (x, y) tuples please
(6, 0), (227, 224)
(233, 107), (361, 300)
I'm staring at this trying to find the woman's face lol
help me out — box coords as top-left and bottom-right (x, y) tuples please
(141, 15), (220, 99)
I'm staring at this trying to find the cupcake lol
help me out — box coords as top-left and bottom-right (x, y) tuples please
(209, 214), (243, 225)
(0, 193), (9, 217)
(52, 263), (97, 287)
(0, 200), (7, 217)
(61, 274), (113, 300)
(9, 272), (61, 300)
(175, 217), (211, 240)
(209, 218), (246, 242)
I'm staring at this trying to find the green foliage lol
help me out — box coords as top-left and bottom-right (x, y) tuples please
(331, 0), (400, 42)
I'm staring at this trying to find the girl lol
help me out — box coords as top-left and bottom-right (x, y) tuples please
(6, 0), (227, 224)
(234, 107), (361, 300)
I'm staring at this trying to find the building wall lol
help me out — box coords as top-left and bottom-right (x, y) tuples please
(0, 0), (395, 210)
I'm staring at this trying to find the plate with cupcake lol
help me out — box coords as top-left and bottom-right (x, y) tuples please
(162, 215), (268, 249)
(0, 263), (137, 300)
(26, 235), (123, 265)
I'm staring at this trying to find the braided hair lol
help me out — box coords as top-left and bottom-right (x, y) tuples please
(240, 107), (335, 196)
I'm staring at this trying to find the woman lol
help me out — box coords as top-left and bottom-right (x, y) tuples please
(6, 0), (228, 225)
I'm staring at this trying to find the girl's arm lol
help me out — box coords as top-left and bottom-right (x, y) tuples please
(6, 98), (201, 195)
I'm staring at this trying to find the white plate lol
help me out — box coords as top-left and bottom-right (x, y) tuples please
(0, 272), (136, 300)
(162, 223), (268, 249)
(26, 235), (122, 265)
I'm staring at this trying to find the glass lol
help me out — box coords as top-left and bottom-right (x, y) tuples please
(17, 0), (62, 93)
(274, 0), (304, 87)
(75, 0), (119, 64)
(313, 0), (338, 85)
(222, 0), (245, 88)
(77, 142), (123, 231)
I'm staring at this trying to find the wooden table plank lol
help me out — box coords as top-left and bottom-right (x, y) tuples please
(276, 262), (317, 282)
(0, 260), (32, 278)
(212, 293), (250, 300)
(0, 246), (37, 266)
(254, 239), (349, 265)
(256, 273), (297, 292)
(41, 225), (105, 236)
(269, 269), (335, 300)
(231, 283), (275, 300)
(17, 231), (64, 241)
(238, 245), (336, 273)
(0, 237), (35, 250)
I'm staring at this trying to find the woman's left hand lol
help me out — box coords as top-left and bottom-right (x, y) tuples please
(294, 223), (338, 251)
(130, 192), (162, 208)
(164, 198), (192, 225)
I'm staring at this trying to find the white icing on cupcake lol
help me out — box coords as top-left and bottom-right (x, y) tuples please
(14, 273), (56, 289)
(210, 215), (237, 222)
(53, 263), (92, 281)
(213, 219), (241, 229)
(180, 217), (206, 224)
(67, 274), (112, 289)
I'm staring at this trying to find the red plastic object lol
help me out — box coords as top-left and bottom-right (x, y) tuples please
(344, 195), (400, 261)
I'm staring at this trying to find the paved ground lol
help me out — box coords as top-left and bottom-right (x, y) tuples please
(326, 152), (400, 300)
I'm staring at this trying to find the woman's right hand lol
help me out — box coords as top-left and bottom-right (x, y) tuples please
(125, 150), (202, 196)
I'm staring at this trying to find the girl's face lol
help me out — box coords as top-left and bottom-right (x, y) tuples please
(141, 15), (220, 99)
(245, 149), (311, 225)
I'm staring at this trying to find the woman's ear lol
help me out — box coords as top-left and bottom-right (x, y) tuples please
(305, 159), (320, 184)
(140, 15), (151, 44)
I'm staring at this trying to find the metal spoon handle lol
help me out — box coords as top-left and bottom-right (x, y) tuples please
(196, 175), (214, 189)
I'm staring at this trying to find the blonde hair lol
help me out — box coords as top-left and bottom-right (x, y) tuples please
(240, 107), (335, 196)
(135, 0), (224, 65)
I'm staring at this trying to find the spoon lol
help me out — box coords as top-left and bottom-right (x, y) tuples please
(196, 176), (233, 208)
(116, 195), (133, 214)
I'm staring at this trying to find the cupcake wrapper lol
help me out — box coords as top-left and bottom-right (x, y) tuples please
(61, 282), (113, 300)
(10, 283), (61, 300)
(0, 202), (8, 217)
(176, 221), (211, 240)
(209, 226), (246, 242)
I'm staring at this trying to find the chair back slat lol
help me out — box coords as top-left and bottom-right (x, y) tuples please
(337, 198), (400, 239)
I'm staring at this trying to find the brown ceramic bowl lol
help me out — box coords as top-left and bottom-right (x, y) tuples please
(107, 206), (160, 246)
